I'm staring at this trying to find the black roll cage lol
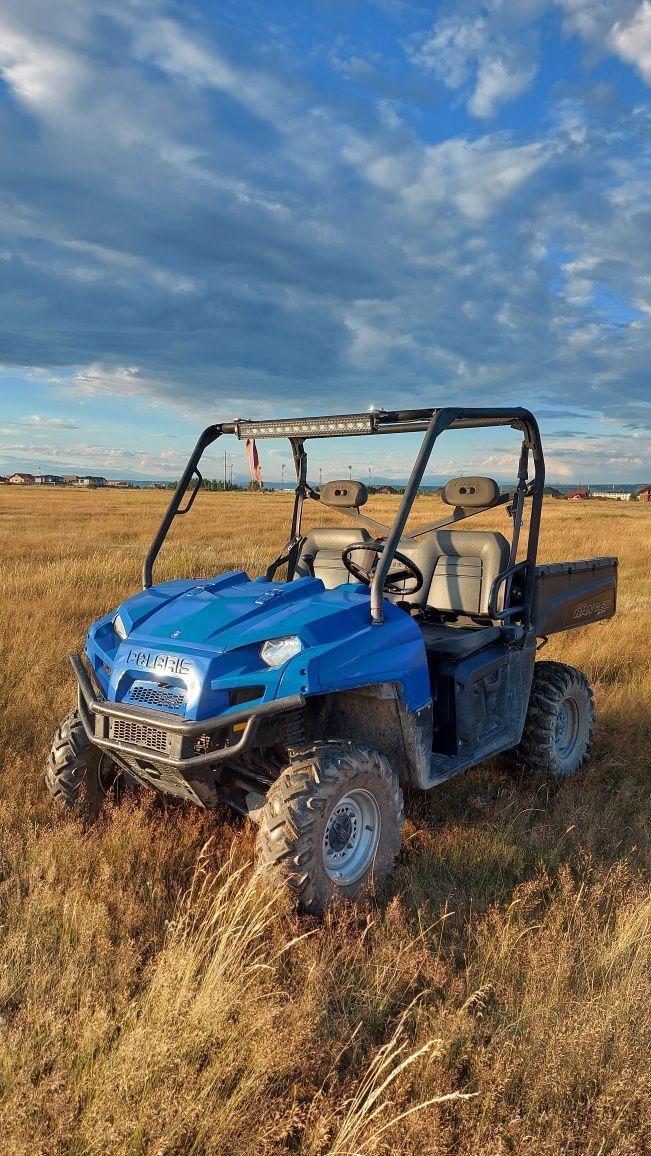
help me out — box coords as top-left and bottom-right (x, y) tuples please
(142, 407), (545, 629)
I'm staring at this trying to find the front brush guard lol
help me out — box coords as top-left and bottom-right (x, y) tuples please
(70, 654), (305, 771)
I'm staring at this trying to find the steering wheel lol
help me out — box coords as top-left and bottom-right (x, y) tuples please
(342, 542), (424, 595)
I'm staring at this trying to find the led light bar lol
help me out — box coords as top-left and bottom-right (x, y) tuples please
(235, 414), (377, 440)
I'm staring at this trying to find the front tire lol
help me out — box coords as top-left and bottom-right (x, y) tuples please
(507, 661), (594, 779)
(256, 742), (403, 915)
(45, 709), (121, 822)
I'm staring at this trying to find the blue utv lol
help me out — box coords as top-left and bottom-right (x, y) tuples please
(47, 408), (618, 913)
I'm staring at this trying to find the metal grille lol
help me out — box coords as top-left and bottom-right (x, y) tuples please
(128, 685), (186, 710)
(110, 719), (170, 753)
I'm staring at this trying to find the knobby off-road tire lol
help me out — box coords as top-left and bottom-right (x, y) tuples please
(256, 742), (403, 915)
(507, 661), (595, 779)
(45, 709), (120, 822)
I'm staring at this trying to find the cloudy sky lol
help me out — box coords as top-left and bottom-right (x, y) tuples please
(1, 0), (651, 484)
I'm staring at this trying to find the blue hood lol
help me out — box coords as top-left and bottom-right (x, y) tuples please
(86, 571), (429, 720)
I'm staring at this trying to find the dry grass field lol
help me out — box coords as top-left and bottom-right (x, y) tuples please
(1, 486), (650, 1155)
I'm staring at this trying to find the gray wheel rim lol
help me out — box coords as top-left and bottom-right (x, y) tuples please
(322, 789), (381, 885)
(554, 696), (580, 761)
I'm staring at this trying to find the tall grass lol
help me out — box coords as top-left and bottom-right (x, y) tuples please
(0, 488), (650, 1153)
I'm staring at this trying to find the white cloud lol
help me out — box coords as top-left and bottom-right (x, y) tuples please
(610, 1), (651, 80)
(406, 11), (539, 118)
(469, 55), (538, 118)
(0, 22), (86, 115)
(28, 414), (78, 428)
(345, 132), (550, 221)
(73, 365), (149, 397)
(555, 0), (645, 51)
(410, 16), (487, 89)
(126, 15), (292, 127)
(408, 1), (651, 122)
(0, 0), (650, 452)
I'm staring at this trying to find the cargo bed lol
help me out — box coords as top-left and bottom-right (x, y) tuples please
(530, 556), (617, 636)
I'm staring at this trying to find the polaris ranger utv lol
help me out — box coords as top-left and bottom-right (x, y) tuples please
(47, 408), (617, 913)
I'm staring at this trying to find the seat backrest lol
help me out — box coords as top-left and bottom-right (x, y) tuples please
(393, 529), (510, 617)
(293, 528), (372, 589)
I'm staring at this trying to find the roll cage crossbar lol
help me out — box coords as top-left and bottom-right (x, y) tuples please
(142, 407), (545, 629)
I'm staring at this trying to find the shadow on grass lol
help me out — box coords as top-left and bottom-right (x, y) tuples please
(391, 717), (651, 941)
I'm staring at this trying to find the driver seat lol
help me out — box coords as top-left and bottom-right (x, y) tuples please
(293, 480), (371, 589)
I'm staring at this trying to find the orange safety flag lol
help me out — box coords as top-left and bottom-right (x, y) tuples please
(245, 438), (262, 484)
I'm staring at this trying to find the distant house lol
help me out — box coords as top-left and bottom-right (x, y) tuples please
(63, 474), (79, 485)
(106, 479), (134, 488)
(636, 485), (651, 503)
(544, 486), (563, 499)
(34, 474), (64, 485)
(75, 476), (107, 487)
(590, 491), (631, 501)
(567, 489), (589, 501)
(9, 472), (35, 485)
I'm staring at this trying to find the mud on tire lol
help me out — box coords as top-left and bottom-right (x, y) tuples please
(45, 709), (120, 822)
(507, 661), (595, 779)
(256, 741), (403, 915)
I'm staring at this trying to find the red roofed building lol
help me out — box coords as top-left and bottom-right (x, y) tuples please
(9, 472), (35, 485)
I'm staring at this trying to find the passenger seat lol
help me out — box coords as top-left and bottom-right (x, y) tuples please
(391, 477), (510, 619)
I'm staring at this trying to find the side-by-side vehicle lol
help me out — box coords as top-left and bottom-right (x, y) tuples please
(47, 407), (617, 912)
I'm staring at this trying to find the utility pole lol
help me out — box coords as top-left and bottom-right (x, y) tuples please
(223, 450), (228, 491)
(319, 467), (323, 487)
(281, 463), (285, 490)
(348, 464), (352, 481)
(368, 466), (371, 488)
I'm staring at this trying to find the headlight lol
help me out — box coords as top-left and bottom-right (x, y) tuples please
(260, 635), (302, 667)
(113, 612), (127, 640)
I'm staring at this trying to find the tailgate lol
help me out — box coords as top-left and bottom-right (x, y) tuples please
(531, 556), (618, 635)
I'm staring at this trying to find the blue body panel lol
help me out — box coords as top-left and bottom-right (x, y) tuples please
(85, 572), (430, 722)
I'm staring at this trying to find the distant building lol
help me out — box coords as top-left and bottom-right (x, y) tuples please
(75, 476), (107, 487)
(567, 489), (589, 501)
(543, 486), (563, 499)
(34, 474), (64, 485)
(9, 472), (35, 485)
(62, 474), (79, 485)
(106, 479), (134, 488)
(590, 491), (631, 501)
(636, 485), (651, 503)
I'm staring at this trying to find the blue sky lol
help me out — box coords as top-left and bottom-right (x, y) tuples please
(1, 0), (651, 484)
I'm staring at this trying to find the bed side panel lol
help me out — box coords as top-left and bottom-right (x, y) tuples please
(532, 557), (617, 635)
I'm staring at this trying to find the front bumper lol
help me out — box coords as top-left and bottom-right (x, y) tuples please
(70, 653), (305, 771)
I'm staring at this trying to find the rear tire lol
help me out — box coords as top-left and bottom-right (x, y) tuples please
(256, 742), (403, 915)
(507, 661), (594, 779)
(45, 709), (121, 822)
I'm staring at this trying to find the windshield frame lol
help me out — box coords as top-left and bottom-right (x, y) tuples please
(142, 406), (545, 629)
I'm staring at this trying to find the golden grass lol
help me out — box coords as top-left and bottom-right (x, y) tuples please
(1, 487), (650, 1154)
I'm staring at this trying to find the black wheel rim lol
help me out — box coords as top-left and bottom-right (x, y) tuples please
(96, 754), (122, 797)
